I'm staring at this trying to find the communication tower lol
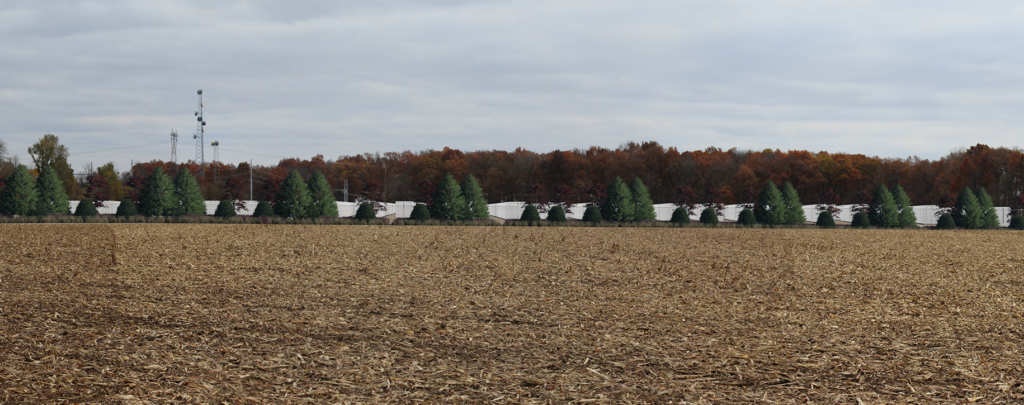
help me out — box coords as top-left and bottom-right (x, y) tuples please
(193, 89), (206, 177)
(211, 141), (220, 163)
(170, 130), (178, 162)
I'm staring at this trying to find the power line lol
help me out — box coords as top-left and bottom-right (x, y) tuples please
(75, 142), (167, 155)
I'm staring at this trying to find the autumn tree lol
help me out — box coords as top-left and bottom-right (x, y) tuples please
(82, 173), (109, 207)
(815, 190), (841, 220)
(223, 175), (249, 212)
(673, 186), (698, 218)
(98, 163), (124, 201)
(358, 180), (386, 214)
(27, 134), (77, 199)
(524, 184), (550, 213)
(549, 184), (575, 215)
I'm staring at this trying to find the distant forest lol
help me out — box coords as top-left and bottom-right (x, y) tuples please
(5, 139), (1024, 207)
(121, 142), (1023, 207)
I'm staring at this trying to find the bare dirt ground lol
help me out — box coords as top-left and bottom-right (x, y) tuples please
(1, 224), (1024, 404)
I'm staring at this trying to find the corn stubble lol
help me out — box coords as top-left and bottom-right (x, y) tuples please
(1, 224), (1023, 403)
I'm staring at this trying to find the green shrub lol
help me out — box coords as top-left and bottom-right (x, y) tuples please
(936, 213), (956, 230)
(214, 200), (236, 218)
(736, 208), (757, 226)
(699, 207), (718, 226)
(1009, 215), (1024, 230)
(520, 204), (541, 222)
(115, 199), (137, 217)
(252, 200), (274, 217)
(547, 205), (567, 222)
(851, 212), (870, 228)
(670, 207), (691, 224)
(816, 211), (835, 228)
(582, 205), (602, 223)
(410, 203), (430, 221)
(355, 202), (377, 221)
(74, 199), (98, 217)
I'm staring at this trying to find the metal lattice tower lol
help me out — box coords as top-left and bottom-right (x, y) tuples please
(211, 141), (220, 163)
(193, 89), (206, 177)
(170, 130), (178, 162)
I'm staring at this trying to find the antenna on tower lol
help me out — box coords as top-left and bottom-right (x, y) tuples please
(194, 89), (206, 177)
(211, 141), (220, 163)
(170, 130), (178, 162)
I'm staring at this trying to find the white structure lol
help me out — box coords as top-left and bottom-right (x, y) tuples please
(68, 200), (1019, 227)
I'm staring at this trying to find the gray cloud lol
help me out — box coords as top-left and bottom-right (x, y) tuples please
(2, 0), (1023, 173)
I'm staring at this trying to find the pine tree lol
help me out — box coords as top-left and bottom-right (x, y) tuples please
(870, 185), (899, 228)
(780, 182), (805, 225)
(520, 204), (541, 222)
(953, 188), (982, 229)
(892, 185), (917, 228)
(976, 188), (999, 228)
(601, 176), (634, 222)
(670, 207), (691, 224)
(172, 167), (206, 216)
(274, 170), (311, 218)
(115, 199), (137, 217)
(430, 173), (468, 221)
(582, 205), (602, 223)
(547, 205), (567, 222)
(461, 174), (489, 219)
(737, 208), (757, 226)
(755, 181), (785, 225)
(629, 177), (655, 221)
(138, 167), (175, 216)
(816, 211), (835, 228)
(0, 165), (38, 216)
(252, 200), (274, 217)
(699, 207), (718, 226)
(74, 198), (98, 217)
(214, 200), (236, 218)
(355, 202), (376, 221)
(306, 171), (338, 218)
(33, 165), (69, 215)
(410, 203), (430, 221)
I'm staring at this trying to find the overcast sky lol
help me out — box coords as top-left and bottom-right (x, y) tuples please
(2, 0), (1024, 172)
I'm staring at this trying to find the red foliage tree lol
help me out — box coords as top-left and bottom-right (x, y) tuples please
(223, 176), (249, 212)
(416, 181), (436, 206)
(359, 180), (387, 213)
(83, 174), (109, 207)
(815, 190), (842, 220)
(549, 184), (575, 214)
(851, 191), (873, 214)
(701, 187), (725, 216)
(585, 183), (607, 207)
(674, 186), (698, 216)
(936, 193), (958, 217)
(524, 184), (551, 212)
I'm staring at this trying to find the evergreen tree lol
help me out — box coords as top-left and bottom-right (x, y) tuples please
(892, 185), (917, 228)
(172, 167), (206, 216)
(306, 171), (338, 218)
(755, 181), (785, 225)
(601, 176), (634, 222)
(1009, 215), (1024, 230)
(410, 203), (430, 221)
(138, 167), (175, 216)
(629, 177), (655, 221)
(851, 212), (871, 228)
(780, 182), (805, 225)
(74, 198), (98, 217)
(547, 205), (567, 222)
(699, 207), (718, 226)
(952, 188), (982, 229)
(214, 200), (236, 218)
(252, 200), (274, 217)
(976, 188), (999, 228)
(461, 174), (489, 219)
(0, 165), (38, 216)
(430, 173), (468, 221)
(33, 165), (69, 215)
(816, 211), (835, 228)
(355, 202), (376, 221)
(274, 170), (311, 218)
(582, 205), (602, 223)
(520, 204), (541, 222)
(869, 185), (899, 228)
(670, 207), (691, 224)
(737, 208), (757, 226)
(115, 199), (137, 217)
(936, 213), (956, 230)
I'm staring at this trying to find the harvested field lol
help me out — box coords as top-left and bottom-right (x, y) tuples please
(1, 224), (1024, 404)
